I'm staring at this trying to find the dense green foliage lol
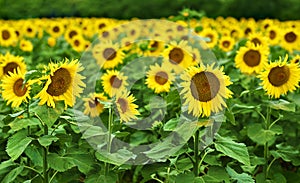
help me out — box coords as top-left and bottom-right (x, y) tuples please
(0, 0), (300, 20)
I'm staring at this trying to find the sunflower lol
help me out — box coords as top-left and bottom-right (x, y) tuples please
(1, 68), (31, 108)
(47, 37), (56, 47)
(235, 43), (269, 74)
(218, 36), (235, 52)
(145, 63), (174, 93)
(69, 35), (86, 52)
(64, 26), (82, 44)
(83, 93), (107, 117)
(266, 25), (281, 45)
(290, 54), (300, 64)
(144, 40), (165, 57)
(48, 21), (65, 38)
(198, 28), (219, 48)
(115, 91), (140, 122)
(180, 64), (232, 117)
(259, 55), (300, 98)
(35, 59), (86, 109)
(22, 21), (38, 38)
(0, 53), (26, 79)
(0, 25), (17, 47)
(19, 39), (33, 52)
(92, 42), (124, 69)
(280, 28), (299, 52)
(162, 40), (193, 73)
(246, 32), (269, 48)
(101, 70), (128, 97)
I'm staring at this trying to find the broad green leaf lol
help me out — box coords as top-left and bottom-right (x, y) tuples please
(81, 125), (106, 139)
(6, 130), (33, 161)
(24, 145), (43, 167)
(95, 149), (134, 166)
(9, 118), (40, 131)
(67, 153), (94, 174)
(267, 99), (295, 112)
(163, 118), (179, 131)
(226, 166), (254, 183)
(38, 135), (59, 147)
(85, 173), (117, 183)
(1, 166), (24, 183)
(47, 153), (76, 172)
(0, 160), (16, 175)
(214, 134), (250, 166)
(247, 124), (282, 145)
(32, 101), (65, 127)
(270, 143), (300, 166)
(175, 172), (195, 183)
(202, 166), (230, 183)
(176, 157), (194, 171)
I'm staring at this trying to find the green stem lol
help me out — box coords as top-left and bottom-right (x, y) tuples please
(194, 129), (200, 177)
(24, 166), (43, 179)
(43, 125), (49, 183)
(105, 105), (113, 175)
(264, 107), (271, 180)
(49, 170), (59, 183)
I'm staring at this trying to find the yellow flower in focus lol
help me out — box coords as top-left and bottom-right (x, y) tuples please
(101, 70), (128, 97)
(115, 91), (140, 122)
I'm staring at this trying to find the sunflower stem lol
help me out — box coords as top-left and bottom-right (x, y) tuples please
(105, 104), (113, 175)
(43, 124), (49, 183)
(263, 106), (271, 180)
(193, 128), (200, 177)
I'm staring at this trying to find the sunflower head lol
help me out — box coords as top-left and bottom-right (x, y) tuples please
(115, 91), (140, 122)
(0, 53), (27, 79)
(83, 93), (108, 117)
(259, 55), (300, 98)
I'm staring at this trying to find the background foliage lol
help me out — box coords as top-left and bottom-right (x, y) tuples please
(0, 0), (300, 20)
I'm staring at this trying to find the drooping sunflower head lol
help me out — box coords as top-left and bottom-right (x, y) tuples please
(145, 63), (175, 94)
(0, 52), (26, 79)
(234, 43), (269, 74)
(92, 41), (125, 69)
(259, 55), (300, 98)
(115, 91), (140, 122)
(83, 93), (108, 117)
(1, 68), (31, 108)
(101, 70), (128, 97)
(35, 59), (86, 109)
(180, 64), (233, 117)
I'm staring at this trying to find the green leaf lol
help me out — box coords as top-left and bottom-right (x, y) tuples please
(85, 173), (117, 183)
(24, 145), (43, 167)
(267, 99), (295, 112)
(6, 130), (33, 161)
(47, 153), (76, 172)
(8, 110), (25, 118)
(270, 143), (300, 166)
(226, 166), (254, 183)
(163, 118), (179, 131)
(38, 135), (59, 147)
(67, 153), (94, 174)
(95, 149), (134, 166)
(202, 166), (230, 183)
(9, 118), (40, 131)
(247, 124), (282, 145)
(1, 166), (24, 183)
(0, 160), (16, 175)
(175, 172), (195, 183)
(32, 101), (65, 127)
(214, 134), (250, 166)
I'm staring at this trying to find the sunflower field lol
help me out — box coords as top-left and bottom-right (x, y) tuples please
(0, 9), (300, 183)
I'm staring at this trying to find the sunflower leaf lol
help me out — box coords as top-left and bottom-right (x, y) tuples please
(266, 99), (295, 112)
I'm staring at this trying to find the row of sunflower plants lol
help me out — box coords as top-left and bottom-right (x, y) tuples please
(0, 9), (300, 183)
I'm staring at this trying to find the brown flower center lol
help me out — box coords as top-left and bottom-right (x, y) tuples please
(243, 50), (261, 67)
(169, 47), (184, 64)
(150, 41), (159, 52)
(251, 38), (261, 46)
(110, 75), (122, 88)
(46, 68), (71, 96)
(284, 32), (297, 43)
(190, 72), (220, 102)
(155, 71), (168, 85)
(74, 39), (80, 47)
(69, 30), (77, 39)
(269, 30), (276, 39)
(102, 31), (109, 38)
(268, 66), (290, 87)
(2, 30), (10, 40)
(53, 26), (60, 33)
(27, 28), (33, 33)
(3, 62), (19, 76)
(98, 23), (106, 29)
(103, 48), (117, 60)
(206, 34), (213, 43)
(89, 97), (99, 108)
(13, 79), (27, 97)
(117, 98), (128, 113)
(222, 40), (230, 48)
(245, 28), (252, 35)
